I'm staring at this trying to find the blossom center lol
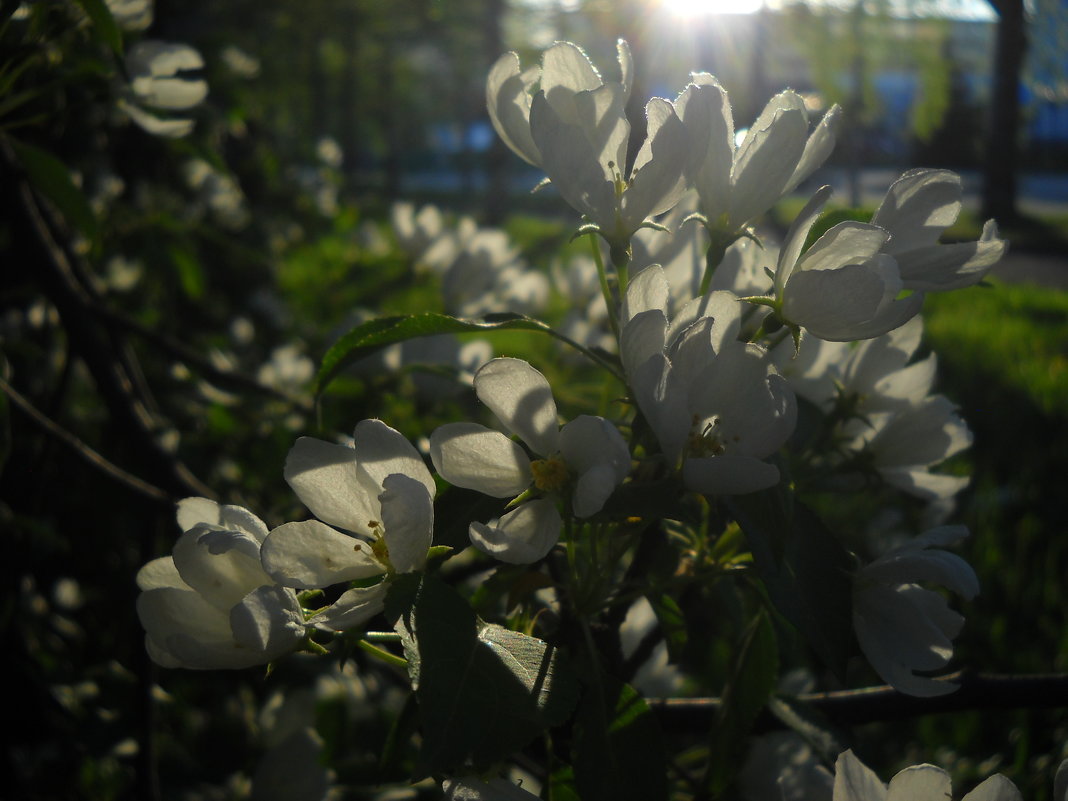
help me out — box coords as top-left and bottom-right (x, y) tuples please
(687, 417), (727, 458)
(530, 457), (569, 492)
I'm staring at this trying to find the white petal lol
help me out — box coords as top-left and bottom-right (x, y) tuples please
(961, 775), (1023, 801)
(172, 526), (271, 610)
(379, 474), (434, 573)
(871, 168), (962, 253)
(176, 497), (221, 532)
(863, 548), (979, 600)
(119, 99), (195, 137)
(776, 186), (832, 292)
(572, 463), (619, 518)
(730, 90), (808, 227)
(895, 219), (1007, 291)
(430, 422), (532, 496)
(622, 262), (669, 325)
(784, 104), (841, 195)
(631, 353), (690, 463)
(529, 91), (616, 230)
(469, 499), (561, 564)
(621, 308), (668, 380)
(352, 419), (436, 503)
(136, 586), (237, 669)
(797, 222), (889, 273)
(309, 583), (389, 633)
(621, 98), (689, 230)
(833, 750), (888, 801)
(136, 556), (183, 591)
(284, 436), (378, 535)
(486, 52), (540, 167)
(260, 520), (383, 589)
(474, 358), (560, 455)
(1053, 758), (1068, 801)
(541, 42), (603, 110)
(886, 765), (951, 801)
(676, 76), (733, 224)
(229, 585), (305, 657)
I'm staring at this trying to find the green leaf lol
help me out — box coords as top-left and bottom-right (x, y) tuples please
(9, 139), (99, 244)
(705, 611), (779, 795)
(73, 0), (123, 55)
(572, 677), (667, 801)
(315, 312), (621, 395)
(646, 593), (687, 662)
(168, 245), (205, 299)
(730, 497), (856, 679)
(396, 573), (580, 776)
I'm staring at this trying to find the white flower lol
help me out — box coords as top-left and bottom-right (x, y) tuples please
(773, 187), (923, 342)
(833, 749), (1022, 800)
(676, 75), (840, 234)
(486, 40), (633, 170)
(135, 498), (306, 669)
(105, 0), (152, 31)
(121, 41), (207, 138)
(621, 265), (796, 494)
(488, 41), (686, 245)
(430, 358), (630, 564)
(851, 394), (972, 502)
(871, 169), (1007, 292)
(260, 420), (436, 631)
(852, 526), (979, 697)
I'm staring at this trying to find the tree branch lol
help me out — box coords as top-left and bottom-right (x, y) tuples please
(647, 672), (1068, 731)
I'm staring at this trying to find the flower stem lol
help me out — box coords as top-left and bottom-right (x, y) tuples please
(589, 233), (621, 341)
(357, 639), (407, 670)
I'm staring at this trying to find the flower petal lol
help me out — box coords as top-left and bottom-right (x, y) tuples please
(352, 419), (436, 503)
(474, 358), (560, 455)
(833, 750), (888, 801)
(430, 422), (532, 496)
(284, 436), (378, 535)
(469, 498), (561, 564)
(886, 765), (951, 801)
(730, 90), (808, 227)
(309, 584), (389, 633)
(380, 473), (434, 573)
(961, 775), (1023, 801)
(229, 585), (305, 657)
(260, 520), (384, 589)
(173, 525), (272, 610)
(871, 169), (962, 253)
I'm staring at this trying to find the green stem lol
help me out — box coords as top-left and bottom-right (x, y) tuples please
(357, 639), (408, 670)
(589, 233), (621, 341)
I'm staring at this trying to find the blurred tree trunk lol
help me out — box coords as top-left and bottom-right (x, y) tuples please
(982, 0), (1027, 222)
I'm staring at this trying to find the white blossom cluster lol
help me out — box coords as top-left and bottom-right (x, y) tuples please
(135, 36), (1018, 800)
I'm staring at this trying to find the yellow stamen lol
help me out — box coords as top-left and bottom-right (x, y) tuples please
(530, 457), (570, 492)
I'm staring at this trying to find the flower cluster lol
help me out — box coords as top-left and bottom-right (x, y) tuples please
(134, 34), (1016, 801)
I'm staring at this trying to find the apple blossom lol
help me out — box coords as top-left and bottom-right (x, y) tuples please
(871, 169), (1007, 292)
(135, 498), (306, 669)
(260, 419), (436, 631)
(852, 526), (979, 696)
(430, 358), (629, 564)
(676, 75), (840, 235)
(833, 749), (1021, 801)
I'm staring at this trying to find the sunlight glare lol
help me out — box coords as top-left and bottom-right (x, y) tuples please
(660, 0), (765, 17)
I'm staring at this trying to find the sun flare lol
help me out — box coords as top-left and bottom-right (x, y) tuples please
(660, 0), (764, 16)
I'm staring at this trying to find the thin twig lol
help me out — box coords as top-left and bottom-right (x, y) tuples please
(0, 374), (171, 503)
(646, 671), (1068, 731)
(89, 302), (311, 408)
